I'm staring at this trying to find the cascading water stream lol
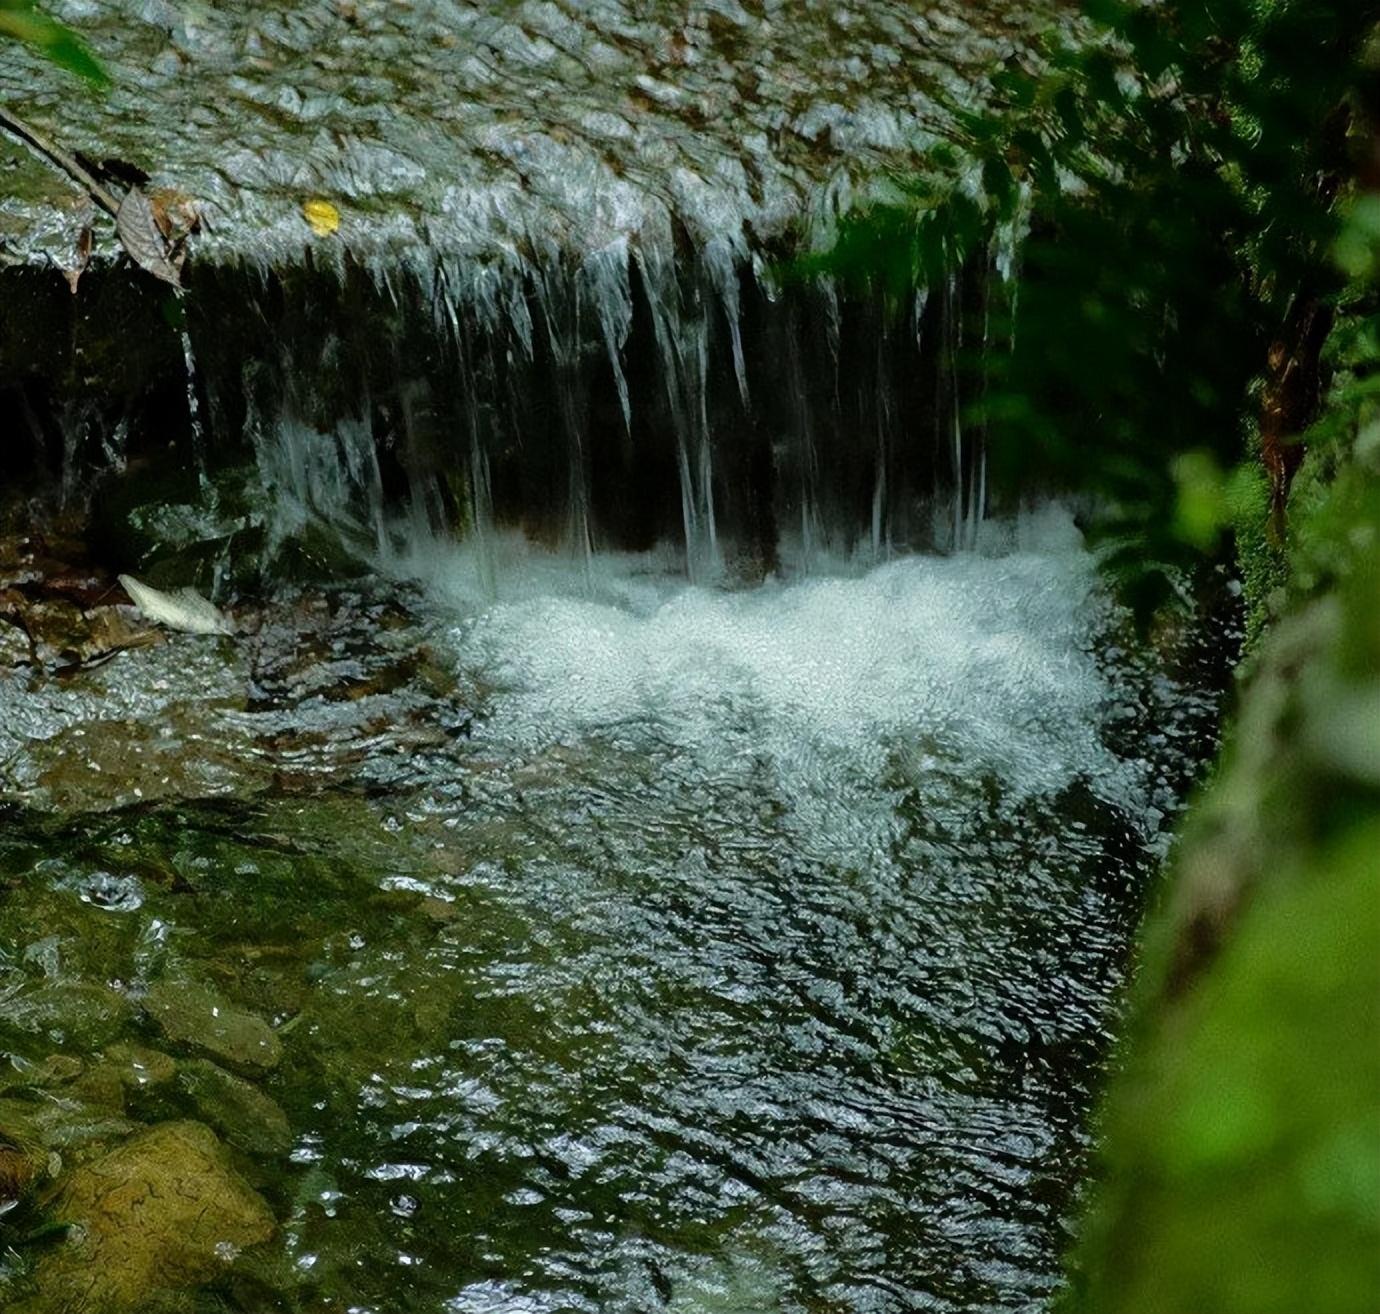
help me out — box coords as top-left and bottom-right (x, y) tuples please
(0, 207), (1235, 1314)
(0, 0), (1236, 1304)
(179, 323), (206, 480)
(639, 248), (725, 584)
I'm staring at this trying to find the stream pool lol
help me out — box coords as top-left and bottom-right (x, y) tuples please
(0, 511), (1217, 1313)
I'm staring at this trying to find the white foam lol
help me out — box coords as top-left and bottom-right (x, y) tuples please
(417, 508), (1145, 859)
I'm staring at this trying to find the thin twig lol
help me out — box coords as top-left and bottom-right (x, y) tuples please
(0, 102), (120, 217)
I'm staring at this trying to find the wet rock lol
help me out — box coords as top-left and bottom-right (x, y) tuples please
(0, 0), (1048, 266)
(21, 1121), (274, 1314)
(419, 895), (461, 923)
(78, 605), (163, 659)
(0, 1115), (49, 1207)
(88, 460), (270, 597)
(0, 1053), (84, 1091)
(69, 1061), (127, 1114)
(8, 598), (84, 665)
(0, 889), (142, 987)
(0, 1093), (134, 1161)
(1, 575), (476, 813)
(2, 981), (135, 1049)
(266, 519), (375, 586)
(0, 615), (30, 665)
(0, 593), (161, 671)
(176, 1058), (291, 1156)
(103, 1043), (177, 1091)
(144, 980), (282, 1073)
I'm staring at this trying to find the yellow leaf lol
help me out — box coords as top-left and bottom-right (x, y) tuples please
(302, 199), (340, 237)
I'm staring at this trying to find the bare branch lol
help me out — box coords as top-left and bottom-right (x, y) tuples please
(0, 101), (120, 217)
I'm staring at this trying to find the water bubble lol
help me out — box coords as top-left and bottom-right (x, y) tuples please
(66, 871), (145, 913)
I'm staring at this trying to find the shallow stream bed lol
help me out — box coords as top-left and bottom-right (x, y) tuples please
(0, 512), (1220, 1313)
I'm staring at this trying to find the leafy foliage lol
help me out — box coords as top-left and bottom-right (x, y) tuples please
(1034, 12), (1380, 1310)
(1069, 819), (1380, 1313)
(1067, 391), (1380, 1311)
(814, 0), (1380, 610)
(0, 0), (106, 86)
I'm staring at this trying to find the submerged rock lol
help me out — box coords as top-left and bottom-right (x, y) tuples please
(2, 980), (134, 1049)
(0, 1118), (50, 1208)
(143, 980), (282, 1073)
(0, 1053), (84, 1091)
(0, 1091), (134, 1164)
(103, 1043), (177, 1091)
(175, 1058), (291, 1156)
(20, 1120), (274, 1314)
(0, 616), (31, 666)
(0, 595), (160, 671)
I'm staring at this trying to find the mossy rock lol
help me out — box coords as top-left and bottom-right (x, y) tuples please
(18, 1120), (274, 1314)
(0, 1114), (51, 1209)
(0, 1092), (134, 1165)
(103, 1043), (178, 1092)
(88, 462), (267, 598)
(175, 1059), (291, 1157)
(1, 981), (135, 1050)
(1066, 823), (1380, 1314)
(265, 518), (374, 586)
(143, 980), (282, 1073)
(87, 457), (377, 597)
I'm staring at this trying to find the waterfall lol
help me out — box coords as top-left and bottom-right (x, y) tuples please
(534, 263), (595, 583)
(639, 247), (723, 584)
(583, 241), (635, 440)
(79, 238), (1024, 591)
(179, 324), (207, 481)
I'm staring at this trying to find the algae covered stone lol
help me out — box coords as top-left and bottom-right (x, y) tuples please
(24, 1120), (274, 1313)
(143, 980), (282, 1072)
(103, 1042), (177, 1090)
(176, 1058), (291, 1156)
(3, 981), (134, 1049)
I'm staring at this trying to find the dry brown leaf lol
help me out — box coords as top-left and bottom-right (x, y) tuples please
(148, 187), (201, 242)
(116, 185), (182, 286)
(62, 224), (93, 295)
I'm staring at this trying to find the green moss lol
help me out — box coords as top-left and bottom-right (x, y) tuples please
(1066, 285), (1380, 1311)
(1066, 821), (1380, 1314)
(1229, 446), (1286, 650)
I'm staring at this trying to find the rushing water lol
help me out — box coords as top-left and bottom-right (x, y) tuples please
(0, 2), (1213, 1306)
(0, 505), (1218, 1314)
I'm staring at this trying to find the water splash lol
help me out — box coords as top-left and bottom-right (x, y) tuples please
(445, 507), (1150, 856)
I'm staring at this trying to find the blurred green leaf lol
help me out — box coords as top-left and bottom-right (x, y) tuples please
(1172, 451), (1230, 551)
(0, 0), (108, 86)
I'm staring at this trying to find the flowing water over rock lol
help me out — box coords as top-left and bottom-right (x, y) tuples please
(0, 6), (1231, 1309)
(0, 498), (1223, 1313)
(0, 1), (1057, 266)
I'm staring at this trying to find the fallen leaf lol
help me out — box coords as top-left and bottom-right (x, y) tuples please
(62, 224), (92, 294)
(118, 575), (233, 637)
(115, 186), (182, 286)
(302, 198), (340, 237)
(148, 187), (201, 242)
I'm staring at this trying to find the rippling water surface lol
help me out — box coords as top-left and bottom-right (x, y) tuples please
(0, 512), (1215, 1313)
